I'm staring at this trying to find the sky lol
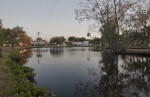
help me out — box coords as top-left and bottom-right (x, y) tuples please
(0, 0), (100, 41)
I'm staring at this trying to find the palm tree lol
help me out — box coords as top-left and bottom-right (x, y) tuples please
(87, 32), (92, 46)
(37, 32), (40, 38)
(87, 32), (91, 37)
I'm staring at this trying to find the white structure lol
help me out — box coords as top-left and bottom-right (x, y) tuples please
(72, 41), (89, 46)
(72, 42), (82, 46)
(33, 40), (47, 46)
(82, 41), (89, 46)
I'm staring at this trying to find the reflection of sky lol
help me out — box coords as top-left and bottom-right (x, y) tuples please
(24, 48), (150, 97)
(25, 47), (101, 97)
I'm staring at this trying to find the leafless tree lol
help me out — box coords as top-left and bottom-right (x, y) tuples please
(130, 1), (150, 46)
(75, 0), (141, 52)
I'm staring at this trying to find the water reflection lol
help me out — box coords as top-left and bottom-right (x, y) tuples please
(33, 48), (49, 63)
(75, 52), (150, 97)
(23, 47), (150, 97)
(49, 47), (64, 57)
(20, 49), (33, 64)
(20, 49), (36, 83)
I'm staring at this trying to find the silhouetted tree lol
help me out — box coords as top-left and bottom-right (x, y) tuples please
(0, 19), (2, 57)
(75, 0), (141, 52)
(50, 36), (66, 44)
(68, 36), (76, 41)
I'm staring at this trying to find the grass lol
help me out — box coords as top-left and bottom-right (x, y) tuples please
(0, 47), (15, 97)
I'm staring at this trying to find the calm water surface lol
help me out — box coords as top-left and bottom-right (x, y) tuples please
(23, 47), (150, 97)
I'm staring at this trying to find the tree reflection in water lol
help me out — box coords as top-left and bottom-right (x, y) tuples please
(33, 48), (48, 63)
(74, 52), (150, 97)
(20, 49), (33, 65)
(20, 49), (36, 83)
(49, 47), (64, 57)
(36, 48), (42, 64)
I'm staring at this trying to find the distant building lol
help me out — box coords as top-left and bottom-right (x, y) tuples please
(49, 42), (67, 46)
(82, 41), (89, 46)
(49, 43), (57, 46)
(72, 41), (89, 46)
(72, 42), (82, 46)
(33, 40), (47, 46)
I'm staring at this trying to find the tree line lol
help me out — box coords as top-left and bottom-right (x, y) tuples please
(50, 36), (87, 43)
(49, 36), (102, 46)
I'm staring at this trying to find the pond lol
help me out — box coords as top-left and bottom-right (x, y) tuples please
(23, 47), (150, 97)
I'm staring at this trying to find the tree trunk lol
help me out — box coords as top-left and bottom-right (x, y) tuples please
(0, 47), (2, 57)
(114, 0), (119, 53)
(11, 44), (14, 49)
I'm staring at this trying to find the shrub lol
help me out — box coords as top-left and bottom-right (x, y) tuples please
(6, 60), (49, 97)
(119, 43), (126, 53)
(23, 66), (34, 73)
(9, 50), (22, 62)
(7, 49), (55, 97)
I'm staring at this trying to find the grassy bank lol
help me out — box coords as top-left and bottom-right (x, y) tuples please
(0, 47), (15, 96)
(0, 47), (55, 97)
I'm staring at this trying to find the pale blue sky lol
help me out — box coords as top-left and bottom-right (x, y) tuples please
(0, 0), (100, 41)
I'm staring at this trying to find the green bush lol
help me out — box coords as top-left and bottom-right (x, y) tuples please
(119, 43), (126, 53)
(7, 49), (55, 97)
(23, 66), (34, 73)
(26, 72), (36, 79)
(9, 50), (22, 62)
(6, 60), (49, 97)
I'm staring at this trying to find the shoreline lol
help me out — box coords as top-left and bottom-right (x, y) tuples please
(28, 46), (150, 56)
(0, 47), (53, 96)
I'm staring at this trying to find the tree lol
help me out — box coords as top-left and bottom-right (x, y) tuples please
(50, 36), (66, 44)
(68, 36), (76, 41)
(37, 32), (40, 38)
(1, 26), (32, 47)
(75, 0), (139, 52)
(87, 32), (91, 37)
(0, 19), (3, 57)
(12, 26), (25, 37)
(65, 41), (73, 46)
(0, 28), (18, 48)
(80, 37), (86, 42)
(90, 37), (101, 45)
(76, 37), (86, 42)
(130, 5), (150, 47)
(11, 26), (25, 48)
(19, 34), (32, 46)
(0, 19), (2, 30)
(36, 37), (43, 42)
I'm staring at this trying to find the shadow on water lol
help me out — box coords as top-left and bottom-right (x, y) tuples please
(74, 51), (150, 97)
